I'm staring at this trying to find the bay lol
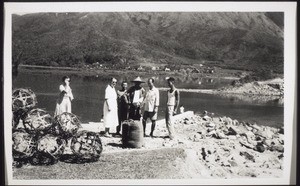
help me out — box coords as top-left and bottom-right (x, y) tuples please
(12, 71), (283, 127)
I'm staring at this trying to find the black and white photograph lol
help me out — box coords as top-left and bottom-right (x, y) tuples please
(3, 2), (296, 185)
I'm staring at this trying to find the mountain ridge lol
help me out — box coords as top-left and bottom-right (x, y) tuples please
(12, 12), (284, 73)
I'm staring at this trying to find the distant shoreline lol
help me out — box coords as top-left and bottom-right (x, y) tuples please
(16, 65), (284, 103)
(17, 64), (241, 81)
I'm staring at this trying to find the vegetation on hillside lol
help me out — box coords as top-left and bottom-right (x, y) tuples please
(12, 12), (284, 73)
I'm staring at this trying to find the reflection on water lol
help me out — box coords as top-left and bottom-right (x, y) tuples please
(12, 71), (283, 127)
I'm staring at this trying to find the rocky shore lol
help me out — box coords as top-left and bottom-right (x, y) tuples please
(99, 112), (284, 178)
(13, 111), (284, 179)
(158, 78), (284, 105)
(217, 78), (284, 97)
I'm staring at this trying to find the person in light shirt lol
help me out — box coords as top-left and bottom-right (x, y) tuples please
(103, 77), (119, 137)
(142, 78), (160, 137)
(165, 77), (180, 140)
(127, 77), (145, 120)
(54, 76), (74, 116)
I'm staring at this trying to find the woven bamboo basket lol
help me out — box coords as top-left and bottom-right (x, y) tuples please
(29, 134), (65, 165)
(23, 108), (54, 135)
(12, 88), (37, 112)
(12, 130), (36, 160)
(29, 152), (56, 165)
(71, 130), (102, 162)
(60, 130), (102, 163)
(54, 112), (81, 138)
(36, 134), (65, 157)
(71, 130), (102, 160)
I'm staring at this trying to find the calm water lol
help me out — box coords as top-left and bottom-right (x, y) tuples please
(12, 71), (284, 127)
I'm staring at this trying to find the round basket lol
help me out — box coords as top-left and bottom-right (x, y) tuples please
(12, 88), (37, 112)
(36, 134), (65, 158)
(70, 130), (103, 163)
(29, 134), (65, 165)
(12, 130), (36, 160)
(29, 152), (58, 166)
(55, 112), (81, 138)
(23, 108), (54, 135)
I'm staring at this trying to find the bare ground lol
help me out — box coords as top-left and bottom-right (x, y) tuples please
(13, 113), (284, 179)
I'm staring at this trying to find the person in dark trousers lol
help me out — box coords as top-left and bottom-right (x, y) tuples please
(165, 77), (180, 140)
(116, 81), (129, 136)
(127, 77), (145, 120)
(142, 78), (160, 137)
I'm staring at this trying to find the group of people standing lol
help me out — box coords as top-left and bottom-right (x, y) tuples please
(54, 75), (180, 140)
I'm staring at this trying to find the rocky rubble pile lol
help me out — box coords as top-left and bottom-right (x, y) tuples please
(172, 113), (284, 178)
(99, 111), (284, 178)
(181, 114), (284, 153)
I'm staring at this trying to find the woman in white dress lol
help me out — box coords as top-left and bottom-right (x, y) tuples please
(103, 77), (119, 137)
(54, 76), (74, 116)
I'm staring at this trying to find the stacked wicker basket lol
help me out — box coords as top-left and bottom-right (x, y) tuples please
(12, 88), (103, 167)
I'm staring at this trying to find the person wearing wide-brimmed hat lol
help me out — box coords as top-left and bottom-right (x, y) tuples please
(127, 76), (146, 120)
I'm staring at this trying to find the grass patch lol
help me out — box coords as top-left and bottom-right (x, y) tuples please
(13, 147), (187, 179)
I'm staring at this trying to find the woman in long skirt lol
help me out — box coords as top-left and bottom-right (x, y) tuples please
(103, 77), (119, 137)
(54, 76), (74, 116)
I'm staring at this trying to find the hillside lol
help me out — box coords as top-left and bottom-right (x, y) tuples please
(12, 12), (284, 73)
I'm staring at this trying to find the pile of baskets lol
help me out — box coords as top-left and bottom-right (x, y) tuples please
(12, 88), (103, 167)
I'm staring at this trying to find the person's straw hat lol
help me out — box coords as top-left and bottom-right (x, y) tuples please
(131, 76), (145, 83)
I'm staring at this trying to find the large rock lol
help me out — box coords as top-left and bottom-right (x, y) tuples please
(232, 119), (239, 126)
(278, 153), (284, 159)
(228, 160), (238, 167)
(207, 127), (215, 133)
(203, 115), (212, 122)
(206, 130), (217, 138)
(251, 123), (262, 131)
(278, 126), (284, 134)
(223, 117), (233, 125)
(240, 151), (255, 162)
(205, 122), (216, 128)
(245, 131), (255, 140)
(255, 129), (274, 139)
(235, 124), (250, 134)
(190, 133), (203, 142)
(226, 126), (238, 136)
(227, 136), (237, 140)
(262, 139), (275, 147)
(254, 142), (265, 153)
(239, 137), (255, 149)
(216, 131), (227, 139)
(270, 145), (284, 153)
